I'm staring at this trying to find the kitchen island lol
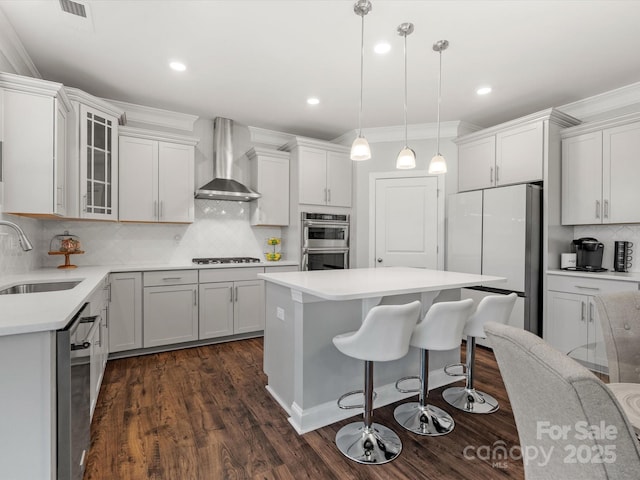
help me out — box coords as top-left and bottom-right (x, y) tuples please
(259, 267), (505, 434)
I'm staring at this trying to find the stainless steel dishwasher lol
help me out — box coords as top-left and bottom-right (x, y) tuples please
(57, 302), (98, 480)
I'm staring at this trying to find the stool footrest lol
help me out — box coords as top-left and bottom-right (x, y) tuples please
(337, 390), (377, 410)
(395, 375), (421, 394)
(444, 362), (466, 377)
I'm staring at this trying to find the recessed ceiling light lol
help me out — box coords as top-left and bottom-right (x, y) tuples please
(477, 86), (492, 95)
(307, 97), (320, 105)
(374, 42), (391, 54)
(169, 61), (186, 72)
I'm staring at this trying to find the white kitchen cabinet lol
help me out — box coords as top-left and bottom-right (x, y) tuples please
(88, 276), (110, 418)
(545, 273), (639, 370)
(199, 267), (265, 339)
(65, 88), (124, 221)
(109, 272), (143, 353)
(561, 115), (640, 225)
(143, 271), (199, 348)
(119, 127), (198, 223)
(0, 73), (71, 216)
(456, 111), (559, 192)
(247, 147), (290, 226)
(457, 136), (496, 191)
(284, 138), (352, 207)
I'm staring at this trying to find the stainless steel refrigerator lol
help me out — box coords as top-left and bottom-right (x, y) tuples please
(446, 184), (542, 337)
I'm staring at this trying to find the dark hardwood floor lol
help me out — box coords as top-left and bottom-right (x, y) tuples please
(85, 339), (524, 480)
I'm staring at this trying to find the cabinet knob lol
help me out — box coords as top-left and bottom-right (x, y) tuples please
(377, 258), (383, 263)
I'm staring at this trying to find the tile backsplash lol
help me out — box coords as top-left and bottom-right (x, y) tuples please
(41, 200), (282, 268)
(0, 214), (42, 275)
(574, 224), (640, 272)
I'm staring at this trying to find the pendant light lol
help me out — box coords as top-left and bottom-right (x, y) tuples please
(350, 0), (372, 161)
(428, 40), (449, 174)
(396, 23), (415, 170)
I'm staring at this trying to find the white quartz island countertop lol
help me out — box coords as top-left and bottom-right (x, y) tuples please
(259, 266), (506, 301)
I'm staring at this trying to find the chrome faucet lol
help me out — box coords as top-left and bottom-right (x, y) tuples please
(0, 220), (33, 251)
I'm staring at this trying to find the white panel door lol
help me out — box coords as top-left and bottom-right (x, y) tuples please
(446, 190), (482, 274)
(374, 176), (438, 268)
(143, 284), (198, 348)
(158, 142), (194, 223)
(108, 272), (143, 352)
(496, 121), (543, 185)
(119, 136), (158, 222)
(482, 185), (527, 292)
(561, 132), (603, 225)
(603, 121), (640, 224)
(546, 291), (587, 355)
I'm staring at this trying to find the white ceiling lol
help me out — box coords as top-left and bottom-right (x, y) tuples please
(2, 0), (640, 140)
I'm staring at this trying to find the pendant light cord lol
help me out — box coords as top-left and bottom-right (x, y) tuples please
(403, 32), (408, 146)
(358, 13), (365, 137)
(436, 47), (442, 154)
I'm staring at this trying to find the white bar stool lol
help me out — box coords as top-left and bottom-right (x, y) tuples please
(333, 300), (422, 465)
(442, 293), (517, 414)
(393, 298), (474, 435)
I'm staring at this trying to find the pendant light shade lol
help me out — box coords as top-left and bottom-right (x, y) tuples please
(428, 39), (449, 175)
(396, 22), (415, 170)
(351, 136), (372, 160)
(351, 0), (372, 161)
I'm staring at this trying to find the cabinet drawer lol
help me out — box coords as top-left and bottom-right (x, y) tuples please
(143, 270), (198, 286)
(199, 267), (263, 283)
(547, 274), (639, 295)
(265, 265), (299, 273)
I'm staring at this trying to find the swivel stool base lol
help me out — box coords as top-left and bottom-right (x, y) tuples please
(335, 422), (402, 464)
(393, 402), (455, 435)
(442, 386), (499, 414)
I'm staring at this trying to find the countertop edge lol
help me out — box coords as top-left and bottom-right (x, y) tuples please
(547, 269), (640, 283)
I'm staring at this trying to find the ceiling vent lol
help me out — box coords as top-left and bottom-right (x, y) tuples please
(59, 0), (87, 18)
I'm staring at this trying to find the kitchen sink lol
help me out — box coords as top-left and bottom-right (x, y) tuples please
(0, 280), (81, 295)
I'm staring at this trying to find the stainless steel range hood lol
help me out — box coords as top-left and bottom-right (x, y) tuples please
(195, 117), (261, 201)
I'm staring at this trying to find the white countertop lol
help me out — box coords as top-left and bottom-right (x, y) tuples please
(259, 267), (506, 301)
(0, 260), (298, 337)
(547, 269), (640, 283)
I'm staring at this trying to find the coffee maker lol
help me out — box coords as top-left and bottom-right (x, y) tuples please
(572, 237), (606, 271)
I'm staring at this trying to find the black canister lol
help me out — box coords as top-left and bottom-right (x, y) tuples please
(614, 241), (633, 272)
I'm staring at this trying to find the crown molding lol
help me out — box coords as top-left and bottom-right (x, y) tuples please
(0, 72), (72, 112)
(248, 125), (294, 148)
(561, 111), (640, 138)
(281, 136), (350, 154)
(65, 87), (126, 123)
(332, 120), (479, 145)
(104, 98), (198, 132)
(119, 125), (199, 146)
(246, 147), (290, 161)
(0, 9), (40, 78)
(559, 82), (640, 121)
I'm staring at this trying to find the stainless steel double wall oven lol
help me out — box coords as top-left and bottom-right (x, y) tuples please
(301, 212), (350, 271)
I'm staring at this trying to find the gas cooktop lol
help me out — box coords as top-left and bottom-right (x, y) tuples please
(192, 257), (262, 265)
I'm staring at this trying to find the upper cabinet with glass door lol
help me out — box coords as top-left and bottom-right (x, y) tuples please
(65, 88), (124, 221)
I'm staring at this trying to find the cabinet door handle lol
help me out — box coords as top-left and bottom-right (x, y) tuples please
(83, 194), (88, 212)
(235, 286), (239, 302)
(193, 289), (197, 306)
(589, 302), (595, 323)
(581, 301), (586, 322)
(103, 306), (109, 328)
(162, 277), (182, 281)
(107, 283), (112, 302)
(496, 165), (500, 183)
(154, 200), (158, 219)
(323, 188), (327, 203)
(230, 286), (234, 302)
(595, 200), (600, 219)
(575, 285), (600, 291)
(490, 166), (494, 184)
(327, 189), (331, 203)
(604, 200), (609, 219)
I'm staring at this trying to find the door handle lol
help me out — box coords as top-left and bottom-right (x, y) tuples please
(496, 165), (500, 183)
(595, 200), (600, 219)
(490, 166), (494, 184)
(235, 286), (239, 302)
(604, 199), (609, 219)
(589, 302), (594, 323)
(327, 189), (331, 203)
(581, 301), (586, 322)
(193, 289), (197, 306)
(377, 258), (383, 263)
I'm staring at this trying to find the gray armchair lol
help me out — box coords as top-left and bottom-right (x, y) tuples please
(594, 291), (640, 384)
(485, 321), (640, 480)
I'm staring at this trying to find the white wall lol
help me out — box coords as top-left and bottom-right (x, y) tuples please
(352, 136), (457, 268)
